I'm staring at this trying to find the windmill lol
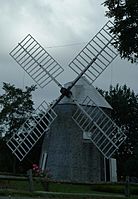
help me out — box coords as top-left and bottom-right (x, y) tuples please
(7, 21), (126, 181)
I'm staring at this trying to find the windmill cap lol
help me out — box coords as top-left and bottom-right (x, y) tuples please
(59, 76), (112, 109)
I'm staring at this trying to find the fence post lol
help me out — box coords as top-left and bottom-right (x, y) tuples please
(125, 176), (130, 197)
(27, 169), (34, 192)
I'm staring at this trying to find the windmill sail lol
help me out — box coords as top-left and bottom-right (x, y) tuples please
(7, 101), (57, 161)
(69, 21), (118, 84)
(72, 96), (126, 158)
(69, 21), (126, 159)
(10, 34), (63, 88)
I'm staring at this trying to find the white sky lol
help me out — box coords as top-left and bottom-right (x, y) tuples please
(0, 0), (138, 107)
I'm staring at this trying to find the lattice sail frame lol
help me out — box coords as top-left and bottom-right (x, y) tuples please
(72, 96), (126, 159)
(7, 101), (57, 161)
(69, 21), (118, 84)
(10, 34), (63, 88)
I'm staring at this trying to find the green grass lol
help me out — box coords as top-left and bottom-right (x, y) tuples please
(0, 178), (138, 198)
(48, 182), (138, 195)
(49, 182), (93, 193)
(0, 189), (138, 199)
(0, 179), (44, 191)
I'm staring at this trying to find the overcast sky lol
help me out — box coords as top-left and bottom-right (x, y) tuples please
(0, 0), (138, 107)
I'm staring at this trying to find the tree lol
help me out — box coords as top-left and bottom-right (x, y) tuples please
(0, 83), (39, 173)
(99, 84), (138, 178)
(103, 0), (138, 63)
(0, 83), (36, 139)
(125, 146), (138, 178)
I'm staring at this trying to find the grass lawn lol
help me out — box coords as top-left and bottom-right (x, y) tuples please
(0, 178), (138, 198)
(0, 189), (138, 199)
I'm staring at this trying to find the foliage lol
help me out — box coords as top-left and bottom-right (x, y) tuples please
(125, 146), (138, 177)
(103, 0), (138, 63)
(0, 83), (43, 173)
(99, 84), (138, 178)
(0, 139), (14, 172)
(0, 82), (36, 139)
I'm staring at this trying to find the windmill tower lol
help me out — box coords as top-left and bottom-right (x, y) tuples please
(40, 77), (113, 182)
(7, 21), (126, 182)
